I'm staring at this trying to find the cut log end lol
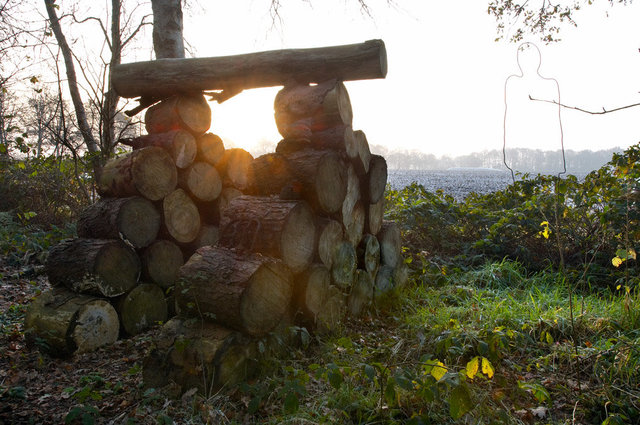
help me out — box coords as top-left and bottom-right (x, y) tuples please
(163, 189), (201, 243)
(119, 283), (168, 336)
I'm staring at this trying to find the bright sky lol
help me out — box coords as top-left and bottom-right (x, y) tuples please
(171, 1), (640, 157)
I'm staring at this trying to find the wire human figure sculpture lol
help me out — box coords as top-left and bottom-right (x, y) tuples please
(503, 42), (566, 182)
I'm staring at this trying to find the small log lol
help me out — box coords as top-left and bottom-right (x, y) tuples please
(310, 125), (357, 159)
(219, 196), (315, 274)
(176, 246), (293, 336)
(197, 132), (225, 166)
(113, 39), (387, 99)
(142, 317), (255, 393)
(345, 201), (365, 248)
(282, 149), (347, 215)
(340, 164), (361, 229)
(97, 146), (177, 201)
(353, 130), (372, 176)
(292, 264), (330, 326)
(366, 154), (388, 204)
(46, 238), (140, 297)
(394, 263), (409, 288)
(250, 152), (292, 196)
(180, 224), (219, 258)
(347, 269), (374, 317)
(276, 138), (312, 155)
(117, 283), (168, 336)
(24, 288), (119, 356)
(274, 80), (352, 138)
(331, 241), (357, 290)
(366, 197), (385, 236)
(145, 94), (211, 136)
(121, 130), (197, 169)
(141, 240), (184, 289)
(374, 264), (395, 301)
(162, 188), (201, 244)
(315, 218), (344, 269)
(316, 285), (346, 334)
(77, 196), (161, 249)
(378, 221), (402, 268)
(357, 234), (381, 277)
(178, 161), (222, 202)
(217, 148), (254, 191)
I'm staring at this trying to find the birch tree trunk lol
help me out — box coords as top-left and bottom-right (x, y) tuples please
(150, 0), (185, 59)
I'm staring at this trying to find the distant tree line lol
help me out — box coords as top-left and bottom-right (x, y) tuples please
(371, 145), (622, 173)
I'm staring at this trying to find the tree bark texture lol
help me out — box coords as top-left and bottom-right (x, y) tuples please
(150, 0), (185, 59)
(121, 130), (196, 169)
(140, 239), (184, 289)
(249, 152), (292, 196)
(219, 196), (315, 274)
(143, 318), (255, 394)
(162, 188), (201, 244)
(176, 246), (293, 336)
(178, 161), (222, 202)
(197, 132), (225, 166)
(113, 39), (387, 99)
(282, 149), (346, 215)
(276, 138), (312, 155)
(77, 196), (161, 249)
(331, 241), (357, 290)
(274, 80), (352, 139)
(97, 146), (177, 201)
(145, 94), (211, 136)
(217, 148), (254, 191)
(117, 283), (168, 336)
(46, 238), (140, 297)
(25, 288), (119, 356)
(310, 125), (357, 159)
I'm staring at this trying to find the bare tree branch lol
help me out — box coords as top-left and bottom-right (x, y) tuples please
(529, 94), (640, 114)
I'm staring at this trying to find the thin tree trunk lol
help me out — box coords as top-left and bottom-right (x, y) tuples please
(150, 0), (185, 59)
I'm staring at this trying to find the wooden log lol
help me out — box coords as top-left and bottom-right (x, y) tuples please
(250, 152), (292, 196)
(178, 161), (222, 202)
(162, 188), (201, 244)
(394, 263), (409, 288)
(141, 240), (184, 289)
(217, 148), (254, 191)
(276, 138), (312, 155)
(176, 246), (293, 336)
(145, 94), (211, 136)
(345, 201), (365, 248)
(197, 132), (225, 166)
(117, 283), (168, 336)
(179, 224), (220, 258)
(316, 285), (346, 334)
(357, 234), (381, 277)
(292, 264), (330, 326)
(151, 0), (185, 59)
(310, 125), (357, 159)
(378, 221), (402, 268)
(282, 149), (347, 215)
(46, 238), (140, 297)
(113, 39), (387, 99)
(366, 154), (388, 204)
(347, 269), (374, 317)
(366, 197), (385, 236)
(142, 318), (255, 393)
(341, 164), (361, 229)
(374, 264), (395, 301)
(77, 196), (161, 249)
(24, 288), (120, 356)
(219, 196), (315, 274)
(315, 218), (343, 269)
(331, 241), (357, 290)
(120, 130), (197, 169)
(275, 80), (352, 138)
(97, 146), (177, 201)
(353, 130), (372, 176)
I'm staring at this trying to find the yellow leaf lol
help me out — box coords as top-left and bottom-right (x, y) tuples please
(545, 332), (554, 344)
(612, 257), (623, 268)
(617, 284), (622, 290)
(466, 357), (479, 380)
(430, 361), (447, 381)
(540, 221), (549, 226)
(628, 249), (637, 260)
(481, 357), (494, 379)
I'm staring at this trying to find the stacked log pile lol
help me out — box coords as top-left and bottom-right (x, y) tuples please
(26, 40), (405, 393)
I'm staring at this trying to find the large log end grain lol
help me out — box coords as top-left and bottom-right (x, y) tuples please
(25, 289), (119, 356)
(220, 196), (316, 274)
(124, 130), (197, 169)
(378, 221), (402, 268)
(331, 241), (357, 290)
(178, 161), (222, 202)
(162, 188), (201, 244)
(97, 146), (177, 201)
(316, 285), (346, 334)
(358, 233), (381, 276)
(345, 201), (365, 248)
(118, 283), (168, 336)
(315, 218), (344, 269)
(77, 196), (161, 249)
(217, 148), (254, 191)
(145, 94), (211, 136)
(348, 269), (374, 317)
(176, 246), (293, 336)
(142, 318), (256, 393)
(366, 154), (388, 204)
(249, 152), (292, 196)
(353, 130), (372, 175)
(310, 125), (356, 159)
(366, 197), (385, 236)
(179, 224), (219, 258)
(141, 240), (184, 289)
(46, 238), (140, 297)
(292, 264), (330, 326)
(197, 132), (225, 166)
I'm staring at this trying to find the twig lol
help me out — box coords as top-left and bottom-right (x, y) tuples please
(529, 95), (640, 115)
